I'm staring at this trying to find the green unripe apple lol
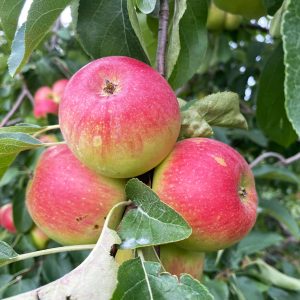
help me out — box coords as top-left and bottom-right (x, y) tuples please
(30, 226), (49, 250)
(160, 244), (205, 279)
(224, 13), (242, 31)
(214, 0), (266, 19)
(207, 3), (226, 31)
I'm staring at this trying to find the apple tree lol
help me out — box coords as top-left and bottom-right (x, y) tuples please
(0, 0), (300, 299)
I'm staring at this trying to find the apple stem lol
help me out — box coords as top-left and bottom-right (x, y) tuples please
(0, 244), (95, 268)
(33, 124), (60, 137)
(156, 0), (169, 77)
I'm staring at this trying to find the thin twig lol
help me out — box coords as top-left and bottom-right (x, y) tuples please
(250, 152), (300, 169)
(0, 87), (27, 127)
(242, 23), (269, 33)
(156, 0), (169, 77)
(24, 85), (34, 105)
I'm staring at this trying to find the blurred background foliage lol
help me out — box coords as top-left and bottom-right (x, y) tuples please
(0, 0), (300, 299)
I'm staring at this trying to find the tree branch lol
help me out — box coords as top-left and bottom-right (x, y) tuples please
(0, 88), (27, 127)
(0, 83), (35, 127)
(156, 0), (169, 77)
(250, 152), (300, 169)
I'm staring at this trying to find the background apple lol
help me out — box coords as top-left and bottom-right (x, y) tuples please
(0, 203), (16, 233)
(59, 56), (181, 178)
(160, 244), (205, 279)
(225, 13), (242, 31)
(34, 86), (59, 118)
(26, 145), (127, 245)
(214, 0), (266, 19)
(30, 226), (49, 250)
(52, 79), (69, 103)
(206, 3), (226, 31)
(152, 138), (258, 252)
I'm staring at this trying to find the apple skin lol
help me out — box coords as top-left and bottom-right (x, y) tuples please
(59, 56), (181, 178)
(225, 13), (242, 31)
(30, 226), (49, 250)
(160, 244), (205, 279)
(52, 79), (69, 103)
(152, 138), (258, 252)
(26, 145), (127, 245)
(214, 0), (266, 19)
(0, 203), (16, 233)
(34, 86), (58, 118)
(207, 3), (226, 31)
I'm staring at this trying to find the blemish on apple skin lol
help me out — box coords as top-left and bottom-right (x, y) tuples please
(93, 136), (102, 147)
(76, 215), (88, 222)
(238, 186), (248, 202)
(213, 156), (227, 167)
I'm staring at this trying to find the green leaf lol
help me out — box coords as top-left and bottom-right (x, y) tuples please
(112, 257), (214, 299)
(13, 189), (33, 233)
(136, 0), (157, 14)
(235, 276), (266, 300)
(203, 278), (229, 300)
(180, 92), (248, 138)
(77, 0), (148, 62)
(169, 0), (208, 89)
(0, 124), (45, 134)
(245, 259), (300, 291)
(260, 199), (300, 238)
(0, 274), (14, 298)
(236, 231), (283, 257)
(229, 232), (283, 268)
(268, 287), (300, 300)
(118, 178), (192, 249)
(256, 43), (297, 147)
(166, 0), (187, 78)
(2, 278), (38, 298)
(283, 0), (300, 138)
(0, 241), (18, 264)
(228, 129), (268, 147)
(0, 0), (25, 42)
(8, 0), (72, 76)
(0, 132), (43, 179)
(127, 1), (157, 63)
(253, 165), (300, 185)
(263, 0), (284, 15)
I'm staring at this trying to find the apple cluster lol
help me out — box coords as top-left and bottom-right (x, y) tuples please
(33, 79), (68, 118)
(26, 56), (258, 278)
(207, 3), (242, 32)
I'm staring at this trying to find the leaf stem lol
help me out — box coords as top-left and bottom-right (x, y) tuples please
(0, 244), (95, 268)
(33, 124), (60, 137)
(43, 141), (67, 147)
(156, 0), (169, 77)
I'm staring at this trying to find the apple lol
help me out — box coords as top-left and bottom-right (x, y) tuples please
(214, 0), (266, 19)
(34, 86), (59, 118)
(30, 226), (49, 250)
(0, 203), (16, 233)
(160, 244), (205, 279)
(224, 13), (242, 31)
(38, 134), (58, 144)
(207, 3), (226, 31)
(152, 138), (258, 252)
(52, 79), (69, 103)
(26, 145), (127, 245)
(59, 56), (181, 178)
